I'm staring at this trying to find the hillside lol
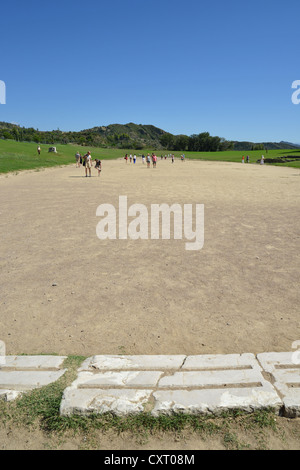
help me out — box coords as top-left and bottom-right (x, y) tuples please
(0, 121), (167, 150)
(232, 140), (300, 151)
(0, 121), (299, 152)
(82, 122), (166, 149)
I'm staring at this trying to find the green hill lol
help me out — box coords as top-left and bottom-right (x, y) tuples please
(82, 122), (167, 149)
(0, 121), (299, 152)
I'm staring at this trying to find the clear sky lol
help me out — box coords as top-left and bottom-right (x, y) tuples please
(1, 0), (299, 142)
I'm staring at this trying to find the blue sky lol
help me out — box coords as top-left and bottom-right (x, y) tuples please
(1, 0), (299, 142)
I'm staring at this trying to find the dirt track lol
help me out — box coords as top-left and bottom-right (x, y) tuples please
(0, 158), (299, 357)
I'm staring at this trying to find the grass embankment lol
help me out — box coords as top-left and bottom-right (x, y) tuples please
(0, 355), (294, 450)
(0, 140), (300, 174)
(0, 141), (120, 174)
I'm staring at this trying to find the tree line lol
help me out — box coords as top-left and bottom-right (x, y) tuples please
(0, 122), (235, 152)
(159, 132), (234, 152)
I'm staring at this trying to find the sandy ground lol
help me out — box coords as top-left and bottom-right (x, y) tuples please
(1, 157), (300, 450)
(1, 416), (300, 450)
(0, 158), (299, 358)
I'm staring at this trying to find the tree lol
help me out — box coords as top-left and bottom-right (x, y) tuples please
(173, 135), (189, 151)
(160, 133), (174, 150)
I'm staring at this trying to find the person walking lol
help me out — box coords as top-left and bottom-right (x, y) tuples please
(84, 151), (92, 177)
(75, 151), (81, 167)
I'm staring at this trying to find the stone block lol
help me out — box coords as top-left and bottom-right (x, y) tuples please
(158, 369), (264, 388)
(0, 355), (67, 401)
(60, 388), (152, 416)
(257, 352), (300, 417)
(152, 383), (282, 416)
(182, 353), (258, 370)
(71, 370), (163, 389)
(0, 370), (66, 391)
(79, 355), (186, 371)
(0, 355), (67, 370)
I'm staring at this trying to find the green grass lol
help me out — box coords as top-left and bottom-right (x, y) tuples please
(183, 149), (300, 169)
(0, 140), (128, 174)
(0, 139), (300, 174)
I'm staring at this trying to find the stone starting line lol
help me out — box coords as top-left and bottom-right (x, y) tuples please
(0, 353), (299, 418)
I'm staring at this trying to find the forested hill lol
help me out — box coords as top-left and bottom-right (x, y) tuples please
(0, 121), (299, 152)
(0, 121), (168, 150)
(83, 123), (166, 149)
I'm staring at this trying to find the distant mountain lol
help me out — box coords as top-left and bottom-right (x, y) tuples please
(0, 121), (299, 151)
(279, 141), (300, 149)
(232, 140), (300, 151)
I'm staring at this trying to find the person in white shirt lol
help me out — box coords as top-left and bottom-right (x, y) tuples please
(84, 151), (92, 177)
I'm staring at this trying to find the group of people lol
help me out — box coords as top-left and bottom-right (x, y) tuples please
(75, 151), (102, 177)
(124, 153), (185, 167)
(241, 155), (265, 164)
(75, 149), (267, 176)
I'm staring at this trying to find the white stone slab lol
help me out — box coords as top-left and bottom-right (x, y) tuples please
(257, 352), (298, 372)
(0, 355), (67, 401)
(73, 370), (163, 388)
(79, 355), (186, 371)
(152, 384), (282, 416)
(158, 369), (263, 388)
(60, 388), (152, 416)
(272, 369), (300, 385)
(60, 354), (283, 417)
(257, 352), (300, 417)
(0, 370), (66, 391)
(182, 353), (259, 370)
(0, 355), (67, 370)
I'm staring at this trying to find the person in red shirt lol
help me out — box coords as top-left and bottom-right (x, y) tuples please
(152, 153), (157, 168)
